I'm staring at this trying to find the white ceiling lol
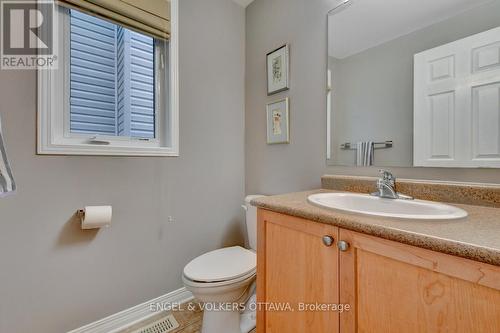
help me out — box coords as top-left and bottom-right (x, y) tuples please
(328, 0), (493, 59)
(232, 0), (255, 8)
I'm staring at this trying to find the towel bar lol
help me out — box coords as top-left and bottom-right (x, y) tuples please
(340, 141), (393, 150)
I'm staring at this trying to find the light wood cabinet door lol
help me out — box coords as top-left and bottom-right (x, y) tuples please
(339, 229), (500, 333)
(257, 210), (340, 333)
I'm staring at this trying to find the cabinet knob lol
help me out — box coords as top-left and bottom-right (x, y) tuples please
(322, 236), (335, 247)
(338, 240), (350, 252)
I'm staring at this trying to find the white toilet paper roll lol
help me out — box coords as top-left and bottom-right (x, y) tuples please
(80, 206), (112, 229)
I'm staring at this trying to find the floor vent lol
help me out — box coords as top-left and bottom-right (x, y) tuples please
(131, 314), (180, 333)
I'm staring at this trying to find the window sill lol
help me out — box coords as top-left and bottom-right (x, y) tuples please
(37, 142), (179, 157)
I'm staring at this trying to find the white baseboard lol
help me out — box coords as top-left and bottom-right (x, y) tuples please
(67, 287), (193, 333)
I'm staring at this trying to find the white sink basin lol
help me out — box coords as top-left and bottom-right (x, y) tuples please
(308, 193), (468, 220)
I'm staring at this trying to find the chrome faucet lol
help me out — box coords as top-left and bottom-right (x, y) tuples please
(371, 170), (413, 200)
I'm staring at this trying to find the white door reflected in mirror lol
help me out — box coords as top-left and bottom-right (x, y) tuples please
(414, 27), (500, 168)
(326, 0), (500, 168)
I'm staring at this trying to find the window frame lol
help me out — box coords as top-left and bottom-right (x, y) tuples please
(37, 0), (179, 157)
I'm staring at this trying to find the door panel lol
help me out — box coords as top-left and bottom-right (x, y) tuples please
(257, 210), (340, 333)
(339, 229), (500, 333)
(429, 91), (455, 159)
(472, 82), (500, 160)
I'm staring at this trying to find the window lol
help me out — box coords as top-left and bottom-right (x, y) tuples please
(69, 10), (158, 139)
(38, 2), (179, 156)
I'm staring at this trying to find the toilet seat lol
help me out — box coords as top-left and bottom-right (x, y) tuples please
(183, 246), (256, 284)
(183, 268), (256, 289)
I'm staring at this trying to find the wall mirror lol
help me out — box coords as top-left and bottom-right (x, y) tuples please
(326, 0), (500, 168)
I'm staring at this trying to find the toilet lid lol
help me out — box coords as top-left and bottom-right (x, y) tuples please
(183, 246), (256, 283)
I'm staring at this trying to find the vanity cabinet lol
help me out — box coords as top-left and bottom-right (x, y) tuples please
(257, 209), (500, 333)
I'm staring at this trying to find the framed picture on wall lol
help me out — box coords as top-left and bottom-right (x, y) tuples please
(266, 44), (290, 95)
(266, 98), (290, 144)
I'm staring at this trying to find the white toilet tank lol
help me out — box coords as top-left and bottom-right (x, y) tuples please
(243, 195), (265, 251)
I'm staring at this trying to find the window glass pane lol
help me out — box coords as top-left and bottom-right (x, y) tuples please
(69, 9), (156, 139)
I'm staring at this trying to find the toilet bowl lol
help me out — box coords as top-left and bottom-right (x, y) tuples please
(182, 195), (264, 333)
(183, 246), (256, 333)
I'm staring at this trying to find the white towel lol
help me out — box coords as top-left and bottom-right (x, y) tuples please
(356, 141), (374, 166)
(0, 115), (16, 197)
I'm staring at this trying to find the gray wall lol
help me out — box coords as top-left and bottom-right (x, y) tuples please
(0, 0), (245, 332)
(245, 0), (500, 196)
(329, 2), (500, 167)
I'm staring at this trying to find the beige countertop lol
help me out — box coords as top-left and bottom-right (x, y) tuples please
(252, 190), (500, 266)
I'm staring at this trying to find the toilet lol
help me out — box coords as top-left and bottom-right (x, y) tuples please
(182, 195), (264, 333)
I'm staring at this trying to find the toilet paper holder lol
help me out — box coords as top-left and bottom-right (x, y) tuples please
(77, 209), (88, 230)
